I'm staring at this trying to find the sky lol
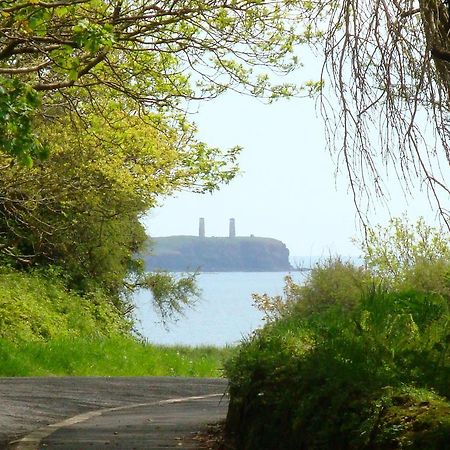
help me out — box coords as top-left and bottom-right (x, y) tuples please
(143, 58), (444, 261)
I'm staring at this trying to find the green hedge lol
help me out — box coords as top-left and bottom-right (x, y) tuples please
(224, 261), (450, 449)
(0, 268), (131, 342)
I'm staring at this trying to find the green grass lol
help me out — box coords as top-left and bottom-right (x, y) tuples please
(0, 267), (233, 378)
(0, 336), (233, 377)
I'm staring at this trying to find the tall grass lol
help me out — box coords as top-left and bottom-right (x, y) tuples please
(0, 336), (232, 377)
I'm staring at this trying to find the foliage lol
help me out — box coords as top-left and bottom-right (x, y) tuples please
(364, 387), (450, 450)
(138, 271), (200, 324)
(0, 268), (131, 343)
(291, 258), (370, 315)
(0, 0), (315, 162)
(0, 336), (231, 377)
(358, 216), (450, 291)
(0, 100), (238, 316)
(0, 268), (229, 379)
(0, 1), (314, 321)
(224, 256), (450, 449)
(253, 258), (369, 321)
(252, 274), (299, 322)
(305, 1), (450, 224)
(0, 76), (48, 165)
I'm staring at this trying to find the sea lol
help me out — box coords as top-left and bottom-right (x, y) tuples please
(133, 271), (309, 347)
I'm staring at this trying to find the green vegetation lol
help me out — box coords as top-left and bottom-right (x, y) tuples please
(1, 8), (449, 445)
(0, 100), (231, 312)
(0, 337), (230, 377)
(0, 268), (132, 343)
(146, 236), (292, 272)
(0, 1), (314, 163)
(2, 1), (450, 219)
(0, 1), (316, 345)
(1, 1), (316, 379)
(225, 218), (450, 449)
(0, 268), (229, 377)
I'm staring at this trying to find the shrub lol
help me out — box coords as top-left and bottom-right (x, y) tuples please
(225, 255), (450, 449)
(0, 268), (131, 342)
(292, 257), (369, 315)
(253, 258), (370, 322)
(358, 216), (450, 292)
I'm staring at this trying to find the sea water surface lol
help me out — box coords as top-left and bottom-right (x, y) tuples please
(133, 271), (308, 347)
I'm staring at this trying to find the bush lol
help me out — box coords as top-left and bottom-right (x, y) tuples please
(291, 257), (369, 315)
(0, 268), (132, 342)
(358, 216), (450, 292)
(225, 255), (450, 450)
(252, 258), (369, 322)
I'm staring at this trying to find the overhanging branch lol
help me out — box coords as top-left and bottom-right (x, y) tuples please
(431, 46), (450, 62)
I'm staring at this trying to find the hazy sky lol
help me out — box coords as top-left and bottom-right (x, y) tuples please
(143, 59), (443, 260)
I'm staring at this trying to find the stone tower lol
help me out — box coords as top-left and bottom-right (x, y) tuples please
(229, 218), (236, 238)
(199, 217), (205, 238)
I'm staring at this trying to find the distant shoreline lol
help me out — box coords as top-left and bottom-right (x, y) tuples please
(145, 268), (312, 273)
(144, 235), (293, 272)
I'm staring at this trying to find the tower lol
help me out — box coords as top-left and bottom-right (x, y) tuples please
(199, 217), (205, 238)
(229, 218), (236, 238)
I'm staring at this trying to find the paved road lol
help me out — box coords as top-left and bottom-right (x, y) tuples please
(0, 377), (228, 450)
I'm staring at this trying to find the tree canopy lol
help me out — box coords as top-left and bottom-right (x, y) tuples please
(0, 1), (314, 318)
(0, 97), (238, 297)
(0, 0), (310, 162)
(3, 1), (449, 219)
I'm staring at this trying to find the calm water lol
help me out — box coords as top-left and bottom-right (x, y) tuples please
(133, 271), (308, 347)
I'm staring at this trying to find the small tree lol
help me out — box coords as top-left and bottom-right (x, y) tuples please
(358, 216), (450, 294)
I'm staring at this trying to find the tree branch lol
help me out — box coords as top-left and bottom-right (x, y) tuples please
(431, 46), (450, 63)
(33, 50), (108, 91)
(1, 0), (88, 14)
(0, 61), (50, 74)
(401, 7), (421, 18)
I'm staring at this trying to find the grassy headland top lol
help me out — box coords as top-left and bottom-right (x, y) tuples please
(144, 236), (292, 272)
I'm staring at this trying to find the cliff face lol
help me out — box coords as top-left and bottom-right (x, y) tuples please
(144, 236), (292, 272)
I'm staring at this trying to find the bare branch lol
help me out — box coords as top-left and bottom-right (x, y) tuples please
(0, 60), (50, 73)
(315, 0), (450, 227)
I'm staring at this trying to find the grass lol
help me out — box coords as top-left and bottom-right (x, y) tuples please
(0, 268), (232, 378)
(0, 336), (233, 377)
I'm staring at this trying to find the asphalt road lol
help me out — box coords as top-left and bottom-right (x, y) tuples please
(0, 377), (228, 450)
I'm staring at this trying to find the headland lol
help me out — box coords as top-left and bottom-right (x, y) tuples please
(144, 218), (293, 272)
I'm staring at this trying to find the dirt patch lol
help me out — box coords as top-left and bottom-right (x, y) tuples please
(188, 421), (235, 450)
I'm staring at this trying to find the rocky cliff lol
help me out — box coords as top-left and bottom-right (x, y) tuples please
(144, 236), (292, 272)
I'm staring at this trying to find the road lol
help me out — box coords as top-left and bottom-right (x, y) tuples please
(0, 377), (228, 450)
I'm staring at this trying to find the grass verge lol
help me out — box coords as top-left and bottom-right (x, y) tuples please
(0, 268), (232, 378)
(0, 336), (232, 377)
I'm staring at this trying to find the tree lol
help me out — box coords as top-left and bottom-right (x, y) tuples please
(0, 0), (312, 162)
(1, 1), (318, 320)
(308, 0), (450, 226)
(0, 99), (238, 306)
